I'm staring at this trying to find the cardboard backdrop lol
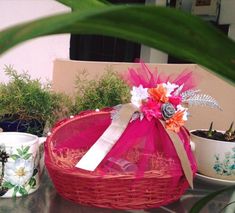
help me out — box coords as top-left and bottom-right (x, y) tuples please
(52, 59), (235, 131)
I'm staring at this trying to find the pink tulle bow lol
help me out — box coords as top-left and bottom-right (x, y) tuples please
(122, 62), (197, 91)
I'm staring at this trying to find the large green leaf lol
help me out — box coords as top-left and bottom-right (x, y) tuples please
(0, 1), (234, 84)
(190, 185), (235, 213)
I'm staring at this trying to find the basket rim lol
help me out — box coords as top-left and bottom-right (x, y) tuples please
(46, 161), (184, 180)
(49, 110), (110, 138)
(45, 110), (110, 167)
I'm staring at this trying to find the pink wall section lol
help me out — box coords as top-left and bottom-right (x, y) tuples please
(52, 59), (235, 131)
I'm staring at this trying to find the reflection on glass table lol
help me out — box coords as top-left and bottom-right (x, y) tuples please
(0, 170), (235, 213)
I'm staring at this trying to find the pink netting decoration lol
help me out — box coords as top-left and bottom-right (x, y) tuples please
(122, 62), (198, 91)
(47, 109), (196, 176)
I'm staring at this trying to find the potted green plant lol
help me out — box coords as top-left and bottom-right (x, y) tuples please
(192, 122), (235, 142)
(72, 70), (130, 114)
(0, 66), (72, 137)
(190, 122), (235, 182)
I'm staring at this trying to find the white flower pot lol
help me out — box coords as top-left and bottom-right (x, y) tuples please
(190, 130), (235, 181)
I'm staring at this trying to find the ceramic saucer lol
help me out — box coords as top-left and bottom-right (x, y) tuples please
(195, 173), (235, 186)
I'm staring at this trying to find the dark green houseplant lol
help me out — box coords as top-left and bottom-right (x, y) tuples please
(0, 0), (234, 212)
(72, 70), (130, 113)
(0, 66), (72, 137)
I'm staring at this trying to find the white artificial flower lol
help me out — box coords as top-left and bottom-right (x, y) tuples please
(4, 158), (34, 186)
(162, 82), (179, 97)
(176, 105), (188, 121)
(130, 85), (149, 108)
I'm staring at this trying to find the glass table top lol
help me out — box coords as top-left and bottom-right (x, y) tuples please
(1, 170), (235, 213)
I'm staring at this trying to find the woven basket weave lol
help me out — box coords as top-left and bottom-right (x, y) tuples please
(45, 111), (190, 210)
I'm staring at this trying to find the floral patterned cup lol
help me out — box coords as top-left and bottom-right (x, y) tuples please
(190, 130), (235, 181)
(0, 132), (46, 198)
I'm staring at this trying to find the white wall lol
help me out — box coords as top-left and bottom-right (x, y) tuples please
(219, 0), (235, 25)
(141, 0), (168, 63)
(0, 0), (70, 83)
(220, 0), (235, 41)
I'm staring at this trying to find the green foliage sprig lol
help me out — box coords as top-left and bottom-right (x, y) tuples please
(0, 66), (72, 135)
(72, 69), (130, 113)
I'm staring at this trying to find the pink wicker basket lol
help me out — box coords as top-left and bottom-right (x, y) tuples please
(45, 110), (192, 210)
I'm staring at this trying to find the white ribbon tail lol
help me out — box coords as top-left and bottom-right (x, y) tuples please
(75, 103), (138, 171)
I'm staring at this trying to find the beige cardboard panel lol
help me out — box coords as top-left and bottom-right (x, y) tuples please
(52, 59), (235, 131)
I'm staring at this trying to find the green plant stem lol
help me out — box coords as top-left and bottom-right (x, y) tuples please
(227, 122), (234, 133)
(207, 121), (214, 138)
(225, 121), (235, 141)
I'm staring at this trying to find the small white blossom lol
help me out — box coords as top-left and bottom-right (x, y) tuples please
(4, 158), (34, 186)
(162, 82), (179, 97)
(173, 84), (184, 96)
(130, 85), (149, 108)
(176, 105), (188, 121)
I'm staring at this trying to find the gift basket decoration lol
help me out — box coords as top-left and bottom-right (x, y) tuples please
(45, 63), (220, 209)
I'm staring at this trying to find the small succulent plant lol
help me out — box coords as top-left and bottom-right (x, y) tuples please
(206, 121), (214, 138)
(193, 121), (235, 142)
(224, 122), (235, 141)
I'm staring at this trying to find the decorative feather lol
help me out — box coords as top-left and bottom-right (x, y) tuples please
(181, 89), (201, 101)
(184, 94), (221, 110)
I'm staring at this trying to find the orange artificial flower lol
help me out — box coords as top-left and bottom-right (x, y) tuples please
(165, 110), (185, 133)
(148, 85), (168, 103)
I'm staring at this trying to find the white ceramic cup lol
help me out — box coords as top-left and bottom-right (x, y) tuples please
(190, 130), (235, 181)
(0, 132), (46, 198)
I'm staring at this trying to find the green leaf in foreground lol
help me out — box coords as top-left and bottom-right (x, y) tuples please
(2, 181), (14, 189)
(0, 1), (234, 84)
(23, 153), (32, 160)
(10, 154), (20, 160)
(29, 177), (37, 188)
(19, 186), (28, 196)
(189, 185), (235, 213)
(22, 146), (30, 155)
